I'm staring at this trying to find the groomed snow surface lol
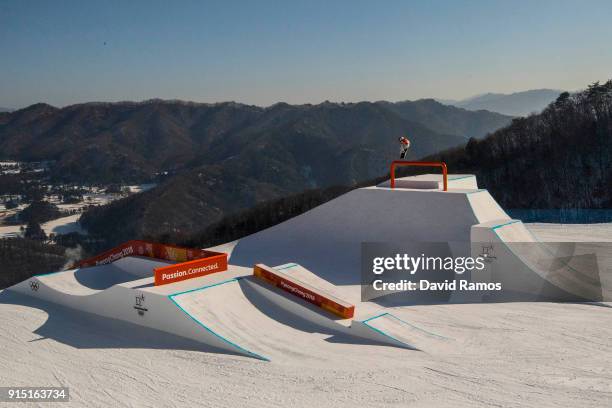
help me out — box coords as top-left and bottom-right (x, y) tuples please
(1, 174), (611, 407)
(0, 224), (610, 407)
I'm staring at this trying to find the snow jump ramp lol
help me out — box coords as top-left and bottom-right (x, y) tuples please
(9, 257), (434, 360)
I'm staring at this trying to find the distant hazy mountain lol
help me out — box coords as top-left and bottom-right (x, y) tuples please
(0, 107), (12, 112)
(437, 89), (564, 116)
(0, 99), (511, 184)
(432, 98), (459, 106)
(379, 99), (512, 139)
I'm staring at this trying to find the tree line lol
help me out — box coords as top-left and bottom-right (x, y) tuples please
(425, 81), (612, 209)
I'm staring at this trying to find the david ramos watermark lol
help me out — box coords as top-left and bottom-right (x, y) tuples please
(361, 241), (611, 303)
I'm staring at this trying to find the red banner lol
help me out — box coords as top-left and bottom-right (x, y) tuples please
(78, 240), (229, 286)
(154, 254), (228, 286)
(78, 240), (215, 268)
(253, 264), (355, 319)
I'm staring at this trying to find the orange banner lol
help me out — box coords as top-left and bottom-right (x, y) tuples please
(76, 240), (228, 286)
(154, 253), (228, 286)
(253, 264), (355, 319)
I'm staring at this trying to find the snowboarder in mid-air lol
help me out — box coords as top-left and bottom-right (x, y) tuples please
(398, 136), (411, 159)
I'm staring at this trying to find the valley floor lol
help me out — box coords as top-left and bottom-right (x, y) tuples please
(0, 223), (610, 407)
(0, 214), (85, 239)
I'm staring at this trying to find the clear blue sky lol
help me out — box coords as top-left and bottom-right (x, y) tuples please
(1, 0), (611, 108)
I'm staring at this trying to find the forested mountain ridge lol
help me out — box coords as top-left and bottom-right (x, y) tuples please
(379, 99), (512, 138)
(0, 99), (509, 184)
(427, 82), (612, 209)
(78, 101), (469, 243)
(0, 101), (262, 182)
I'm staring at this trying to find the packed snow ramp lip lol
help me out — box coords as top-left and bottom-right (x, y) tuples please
(352, 313), (449, 351)
(168, 277), (319, 362)
(168, 279), (270, 361)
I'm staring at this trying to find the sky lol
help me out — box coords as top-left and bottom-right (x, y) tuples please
(1, 0), (611, 109)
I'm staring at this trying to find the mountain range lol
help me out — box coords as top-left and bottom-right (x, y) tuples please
(0, 99), (510, 185)
(438, 89), (563, 116)
(0, 98), (511, 243)
(84, 80), (612, 248)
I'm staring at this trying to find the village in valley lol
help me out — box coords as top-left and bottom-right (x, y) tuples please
(0, 160), (155, 242)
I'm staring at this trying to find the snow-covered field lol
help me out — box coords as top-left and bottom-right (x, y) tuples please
(0, 214), (85, 239)
(0, 184), (155, 239)
(0, 223), (610, 407)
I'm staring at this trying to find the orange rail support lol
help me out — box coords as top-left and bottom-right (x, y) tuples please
(389, 161), (448, 191)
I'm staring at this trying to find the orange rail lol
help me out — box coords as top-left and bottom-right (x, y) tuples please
(389, 161), (448, 191)
(253, 264), (355, 319)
